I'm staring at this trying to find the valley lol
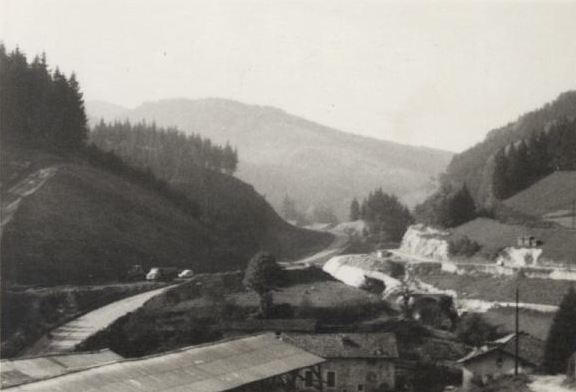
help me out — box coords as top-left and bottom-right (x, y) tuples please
(86, 99), (453, 220)
(1, 34), (576, 392)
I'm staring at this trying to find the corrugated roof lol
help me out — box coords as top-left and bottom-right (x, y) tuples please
(5, 333), (324, 392)
(283, 333), (398, 359)
(1, 350), (123, 388)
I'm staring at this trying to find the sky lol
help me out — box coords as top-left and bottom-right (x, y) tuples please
(2, 0), (576, 152)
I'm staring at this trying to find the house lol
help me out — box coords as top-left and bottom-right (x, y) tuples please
(284, 332), (398, 392)
(517, 235), (541, 247)
(458, 332), (544, 389)
(3, 333), (325, 392)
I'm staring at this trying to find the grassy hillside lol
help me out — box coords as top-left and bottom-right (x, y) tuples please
(1, 148), (330, 286)
(452, 218), (576, 265)
(504, 171), (576, 227)
(87, 98), (453, 218)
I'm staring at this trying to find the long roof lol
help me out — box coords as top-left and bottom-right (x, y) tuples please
(4, 333), (325, 392)
(1, 350), (123, 389)
(283, 333), (398, 359)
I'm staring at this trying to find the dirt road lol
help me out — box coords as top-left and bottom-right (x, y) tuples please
(281, 232), (350, 269)
(1, 166), (58, 235)
(529, 375), (575, 392)
(20, 285), (175, 356)
(20, 227), (348, 356)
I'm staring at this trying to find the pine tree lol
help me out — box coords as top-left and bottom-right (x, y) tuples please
(350, 198), (361, 221)
(448, 185), (476, 227)
(543, 286), (576, 374)
(65, 73), (88, 149)
(492, 147), (508, 200)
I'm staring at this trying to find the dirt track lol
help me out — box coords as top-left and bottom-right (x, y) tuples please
(20, 285), (175, 357)
(1, 165), (58, 235)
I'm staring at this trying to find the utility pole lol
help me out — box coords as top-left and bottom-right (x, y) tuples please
(572, 199), (576, 230)
(515, 287), (520, 376)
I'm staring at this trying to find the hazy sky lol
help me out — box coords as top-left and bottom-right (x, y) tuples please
(2, 0), (576, 152)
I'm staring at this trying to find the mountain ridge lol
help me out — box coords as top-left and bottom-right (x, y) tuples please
(87, 98), (453, 219)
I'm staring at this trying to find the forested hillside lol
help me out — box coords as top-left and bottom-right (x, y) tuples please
(0, 45), (330, 286)
(415, 91), (576, 229)
(445, 91), (576, 203)
(86, 98), (453, 219)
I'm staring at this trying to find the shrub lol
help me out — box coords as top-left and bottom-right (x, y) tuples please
(456, 313), (499, 346)
(361, 276), (386, 295)
(448, 236), (481, 257)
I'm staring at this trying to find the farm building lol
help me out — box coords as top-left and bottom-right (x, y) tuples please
(284, 332), (399, 392)
(2, 334), (325, 392)
(517, 235), (541, 247)
(458, 332), (544, 390)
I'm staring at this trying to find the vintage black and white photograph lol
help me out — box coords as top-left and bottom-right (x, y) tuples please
(1, 1), (575, 391)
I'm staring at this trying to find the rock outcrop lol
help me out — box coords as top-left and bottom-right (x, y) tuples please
(399, 224), (450, 261)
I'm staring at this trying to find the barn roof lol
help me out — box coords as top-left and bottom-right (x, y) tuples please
(1, 349), (122, 389)
(4, 333), (324, 392)
(283, 333), (398, 359)
(458, 332), (545, 367)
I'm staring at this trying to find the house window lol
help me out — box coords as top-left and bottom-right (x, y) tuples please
(496, 356), (504, 368)
(358, 384), (364, 391)
(305, 370), (313, 387)
(327, 371), (336, 387)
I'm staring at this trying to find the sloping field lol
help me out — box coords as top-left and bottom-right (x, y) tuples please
(1, 148), (330, 286)
(504, 171), (576, 223)
(1, 162), (216, 285)
(452, 218), (576, 265)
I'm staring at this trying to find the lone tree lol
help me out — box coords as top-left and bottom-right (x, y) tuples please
(243, 252), (283, 316)
(543, 286), (576, 374)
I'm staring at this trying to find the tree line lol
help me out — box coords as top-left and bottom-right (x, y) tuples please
(90, 120), (238, 178)
(350, 188), (413, 242)
(492, 117), (576, 200)
(0, 44), (88, 150)
(0, 44), (207, 220)
(445, 91), (576, 203)
(413, 185), (477, 229)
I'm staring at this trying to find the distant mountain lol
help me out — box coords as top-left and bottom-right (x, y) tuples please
(87, 98), (453, 219)
(444, 90), (576, 203)
(85, 100), (127, 122)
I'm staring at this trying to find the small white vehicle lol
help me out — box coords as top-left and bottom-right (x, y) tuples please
(178, 269), (194, 279)
(146, 268), (162, 280)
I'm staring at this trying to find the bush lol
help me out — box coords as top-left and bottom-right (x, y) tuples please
(456, 313), (499, 346)
(448, 236), (481, 257)
(361, 276), (386, 295)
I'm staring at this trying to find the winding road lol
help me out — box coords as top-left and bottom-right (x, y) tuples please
(20, 232), (350, 357)
(20, 285), (176, 357)
(280, 232), (350, 269)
